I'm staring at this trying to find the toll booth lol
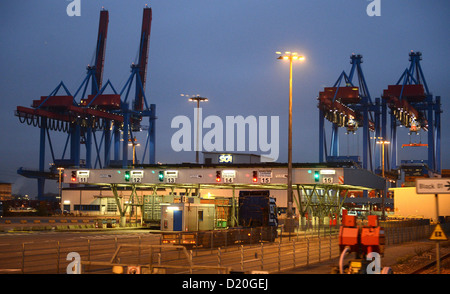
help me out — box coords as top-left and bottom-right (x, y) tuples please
(143, 194), (176, 224)
(160, 203), (215, 232)
(64, 164), (387, 228)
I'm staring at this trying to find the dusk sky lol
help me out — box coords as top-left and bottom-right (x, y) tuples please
(1, 0), (449, 197)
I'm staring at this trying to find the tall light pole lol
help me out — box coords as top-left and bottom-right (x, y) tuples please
(376, 139), (390, 178)
(57, 167), (64, 208)
(128, 136), (140, 166)
(376, 138), (390, 220)
(276, 51), (305, 232)
(186, 95), (208, 163)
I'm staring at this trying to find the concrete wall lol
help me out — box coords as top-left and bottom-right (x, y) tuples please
(391, 187), (450, 221)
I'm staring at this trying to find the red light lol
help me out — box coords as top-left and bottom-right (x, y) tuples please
(71, 177), (76, 182)
(215, 171), (221, 182)
(252, 177), (257, 183)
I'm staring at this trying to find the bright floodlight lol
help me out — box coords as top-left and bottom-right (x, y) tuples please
(276, 51), (305, 61)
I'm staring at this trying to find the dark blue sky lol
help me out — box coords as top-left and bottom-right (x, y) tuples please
(0, 0), (449, 197)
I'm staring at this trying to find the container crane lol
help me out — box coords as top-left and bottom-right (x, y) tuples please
(318, 54), (381, 172)
(382, 51), (441, 177)
(15, 9), (115, 199)
(118, 6), (156, 168)
(15, 7), (157, 199)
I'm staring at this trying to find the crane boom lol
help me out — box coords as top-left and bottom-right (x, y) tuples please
(134, 7), (152, 111)
(92, 9), (109, 95)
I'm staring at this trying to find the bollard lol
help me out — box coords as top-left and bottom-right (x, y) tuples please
(240, 245), (244, 271)
(306, 238), (310, 265)
(138, 236), (142, 264)
(318, 237), (321, 262)
(211, 231), (214, 252)
(56, 241), (60, 274)
(217, 247), (222, 274)
(189, 250), (193, 274)
(22, 243), (25, 274)
(292, 241), (296, 268)
(260, 243), (264, 270)
(329, 233), (332, 259)
(87, 239), (91, 262)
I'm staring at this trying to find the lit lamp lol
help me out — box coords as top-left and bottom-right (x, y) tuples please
(128, 137), (141, 166)
(376, 139), (390, 221)
(376, 139), (390, 178)
(276, 51), (305, 233)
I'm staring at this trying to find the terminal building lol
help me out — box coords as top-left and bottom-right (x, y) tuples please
(60, 159), (391, 227)
(0, 183), (13, 201)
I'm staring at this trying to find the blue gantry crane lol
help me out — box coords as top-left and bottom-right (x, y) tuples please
(15, 7), (156, 200)
(117, 7), (156, 168)
(381, 51), (441, 177)
(318, 54), (382, 173)
(317, 51), (442, 185)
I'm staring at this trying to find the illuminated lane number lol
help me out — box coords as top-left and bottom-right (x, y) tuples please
(132, 177), (142, 183)
(223, 177), (234, 183)
(260, 177), (271, 184)
(166, 178), (176, 183)
(323, 177), (333, 184)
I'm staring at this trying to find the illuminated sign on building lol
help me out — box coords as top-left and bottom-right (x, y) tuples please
(218, 154), (233, 163)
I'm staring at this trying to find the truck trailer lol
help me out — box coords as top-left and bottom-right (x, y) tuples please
(161, 190), (278, 248)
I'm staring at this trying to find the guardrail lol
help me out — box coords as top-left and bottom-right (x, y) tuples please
(81, 244), (231, 274)
(0, 218), (143, 231)
(194, 234), (340, 274)
(0, 234), (157, 274)
(383, 221), (450, 245)
(1, 221), (448, 274)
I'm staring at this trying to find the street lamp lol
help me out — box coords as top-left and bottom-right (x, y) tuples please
(376, 139), (390, 178)
(276, 51), (305, 232)
(128, 137), (141, 166)
(376, 138), (390, 220)
(184, 94), (208, 164)
(57, 167), (64, 209)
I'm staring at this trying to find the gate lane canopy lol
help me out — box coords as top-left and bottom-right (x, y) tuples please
(66, 163), (386, 191)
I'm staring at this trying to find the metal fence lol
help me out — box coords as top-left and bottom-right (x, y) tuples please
(188, 233), (340, 274)
(382, 220), (450, 245)
(0, 234), (157, 274)
(1, 221), (448, 274)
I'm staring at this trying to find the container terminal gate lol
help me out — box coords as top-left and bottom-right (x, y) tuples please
(64, 163), (386, 229)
